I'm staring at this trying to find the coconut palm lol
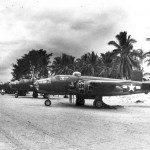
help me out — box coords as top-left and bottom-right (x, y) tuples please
(37, 49), (53, 78)
(51, 53), (75, 75)
(76, 51), (101, 76)
(108, 31), (141, 79)
(100, 51), (118, 78)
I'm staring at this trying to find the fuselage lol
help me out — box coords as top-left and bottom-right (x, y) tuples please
(34, 74), (150, 97)
(9, 79), (35, 92)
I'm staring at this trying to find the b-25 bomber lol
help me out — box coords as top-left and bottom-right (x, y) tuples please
(9, 79), (38, 98)
(0, 82), (15, 95)
(34, 71), (150, 108)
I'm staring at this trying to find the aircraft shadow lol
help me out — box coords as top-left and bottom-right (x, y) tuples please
(55, 102), (124, 110)
(127, 105), (150, 108)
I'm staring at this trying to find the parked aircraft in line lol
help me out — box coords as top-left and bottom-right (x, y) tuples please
(0, 82), (15, 95)
(34, 70), (150, 108)
(9, 79), (38, 98)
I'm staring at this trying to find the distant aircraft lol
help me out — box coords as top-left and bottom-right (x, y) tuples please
(0, 82), (15, 95)
(34, 70), (150, 108)
(9, 79), (38, 98)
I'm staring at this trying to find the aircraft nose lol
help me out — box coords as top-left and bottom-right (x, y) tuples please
(34, 81), (39, 91)
(9, 82), (12, 88)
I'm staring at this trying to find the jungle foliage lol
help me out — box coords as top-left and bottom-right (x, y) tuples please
(11, 31), (150, 81)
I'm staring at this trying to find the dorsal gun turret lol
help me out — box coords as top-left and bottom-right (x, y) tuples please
(73, 72), (81, 77)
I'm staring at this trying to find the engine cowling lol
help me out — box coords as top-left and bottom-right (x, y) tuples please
(76, 80), (93, 94)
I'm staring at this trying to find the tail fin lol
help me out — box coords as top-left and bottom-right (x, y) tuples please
(131, 70), (142, 81)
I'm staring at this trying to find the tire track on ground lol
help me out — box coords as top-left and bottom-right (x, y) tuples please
(1, 110), (80, 149)
(0, 126), (29, 150)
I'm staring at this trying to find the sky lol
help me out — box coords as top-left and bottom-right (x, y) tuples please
(0, 0), (150, 81)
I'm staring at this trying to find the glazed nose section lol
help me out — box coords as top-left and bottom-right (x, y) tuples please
(34, 81), (39, 91)
(9, 81), (16, 89)
(9, 82), (12, 88)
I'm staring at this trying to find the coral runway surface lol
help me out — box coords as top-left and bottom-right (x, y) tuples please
(1, 93), (150, 150)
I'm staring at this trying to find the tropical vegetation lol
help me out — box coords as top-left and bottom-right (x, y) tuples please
(11, 31), (150, 81)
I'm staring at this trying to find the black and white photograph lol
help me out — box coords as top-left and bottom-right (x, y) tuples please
(1, 0), (150, 149)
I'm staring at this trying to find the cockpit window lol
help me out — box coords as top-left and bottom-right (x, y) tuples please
(36, 78), (51, 84)
(55, 75), (70, 81)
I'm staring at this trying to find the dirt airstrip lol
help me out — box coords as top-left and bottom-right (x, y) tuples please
(1, 93), (150, 150)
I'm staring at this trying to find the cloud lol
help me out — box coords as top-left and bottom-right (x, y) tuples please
(0, 1), (127, 81)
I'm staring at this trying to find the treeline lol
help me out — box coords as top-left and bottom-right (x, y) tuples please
(11, 31), (150, 81)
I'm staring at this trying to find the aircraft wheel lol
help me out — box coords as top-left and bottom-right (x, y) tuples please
(94, 100), (103, 108)
(45, 100), (51, 106)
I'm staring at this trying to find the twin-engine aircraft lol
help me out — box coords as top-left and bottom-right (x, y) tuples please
(34, 71), (150, 108)
(9, 79), (38, 98)
(0, 82), (15, 95)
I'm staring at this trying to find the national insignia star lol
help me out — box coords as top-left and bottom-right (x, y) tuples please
(129, 84), (135, 92)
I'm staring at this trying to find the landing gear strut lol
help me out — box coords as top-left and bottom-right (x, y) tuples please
(44, 94), (51, 106)
(15, 91), (18, 98)
(33, 90), (38, 98)
(1, 89), (5, 95)
(76, 95), (85, 106)
(14, 91), (26, 98)
(43, 93), (48, 99)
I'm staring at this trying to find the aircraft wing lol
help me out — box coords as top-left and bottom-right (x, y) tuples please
(86, 80), (141, 86)
(84, 80), (142, 94)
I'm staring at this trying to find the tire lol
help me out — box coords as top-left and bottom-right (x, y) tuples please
(44, 100), (51, 106)
(94, 100), (103, 108)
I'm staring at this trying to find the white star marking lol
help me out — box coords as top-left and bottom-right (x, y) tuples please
(129, 84), (135, 92)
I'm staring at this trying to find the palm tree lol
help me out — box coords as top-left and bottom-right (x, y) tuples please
(100, 51), (118, 78)
(51, 53), (75, 75)
(76, 51), (101, 76)
(37, 50), (53, 78)
(132, 49), (150, 70)
(108, 31), (141, 79)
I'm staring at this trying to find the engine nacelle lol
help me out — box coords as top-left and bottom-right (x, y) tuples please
(76, 80), (93, 94)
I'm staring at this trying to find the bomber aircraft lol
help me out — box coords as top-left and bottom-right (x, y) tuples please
(33, 71), (150, 108)
(9, 79), (38, 98)
(0, 82), (15, 95)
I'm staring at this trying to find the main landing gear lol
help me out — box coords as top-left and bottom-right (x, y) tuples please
(14, 91), (26, 98)
(93, 96), (103, 108)
(76, 95), (85, 106)
(44, 94), (51, 106)
(33, 90), (38, 98)
(43, 93), (48, 99)
(93, 96), (112, 108)
(15, 91), (18, 98)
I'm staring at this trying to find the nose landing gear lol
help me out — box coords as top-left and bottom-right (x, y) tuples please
(44, 99), (51, 106)
(44, 94), (51, 106)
